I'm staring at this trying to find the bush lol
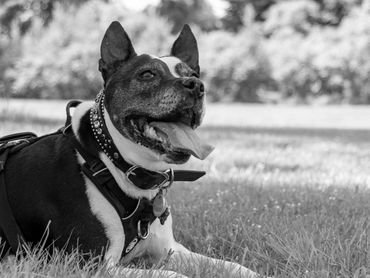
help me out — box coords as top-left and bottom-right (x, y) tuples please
(3, 0), (370, 104)
(4, 0), (273, 103)
(265, 2), (370, 104)
(200, 27), (274, 102)
(263, 0), (320, 36)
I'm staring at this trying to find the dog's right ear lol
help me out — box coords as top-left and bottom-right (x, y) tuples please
(99, 21), (136, 83)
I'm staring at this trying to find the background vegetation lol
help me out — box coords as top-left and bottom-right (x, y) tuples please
(1, 0), (370, 104)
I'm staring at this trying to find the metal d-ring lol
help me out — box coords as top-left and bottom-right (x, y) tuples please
(137, 220), (150, 240)
(163, 168), (174, 189)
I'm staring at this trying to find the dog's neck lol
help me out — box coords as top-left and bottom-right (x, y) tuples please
(72, 102), (162, 199)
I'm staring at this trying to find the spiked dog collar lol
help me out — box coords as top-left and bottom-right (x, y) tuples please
(89, 91), (206, 190)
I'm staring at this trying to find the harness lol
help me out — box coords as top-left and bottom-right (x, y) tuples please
(0, 132), (37, 254)
(0, 97), (206, 259)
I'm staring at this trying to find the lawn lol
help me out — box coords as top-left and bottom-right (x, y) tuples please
(1, 99), (370, 277)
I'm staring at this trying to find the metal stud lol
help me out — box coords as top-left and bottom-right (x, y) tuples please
(113, 152), (119, 159)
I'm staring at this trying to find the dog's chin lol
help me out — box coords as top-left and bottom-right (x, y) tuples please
(162, 152), (191, 164)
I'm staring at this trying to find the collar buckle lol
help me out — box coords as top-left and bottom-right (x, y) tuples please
(126, 165), (174, 190)
(162, 168), (174, 189)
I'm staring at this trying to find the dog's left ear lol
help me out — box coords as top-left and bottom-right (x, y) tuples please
(170, 24), (200, 75)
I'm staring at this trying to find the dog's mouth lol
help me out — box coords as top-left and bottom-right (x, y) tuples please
(126, 110), (213, 163)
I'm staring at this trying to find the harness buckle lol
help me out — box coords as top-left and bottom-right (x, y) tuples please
(137, 220), (150, 240)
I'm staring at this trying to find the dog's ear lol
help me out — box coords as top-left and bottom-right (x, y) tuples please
(99, 21), (136, 82)
(170, 24), (200, 75)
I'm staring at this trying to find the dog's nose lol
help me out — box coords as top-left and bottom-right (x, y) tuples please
(181, 77), (204, 98)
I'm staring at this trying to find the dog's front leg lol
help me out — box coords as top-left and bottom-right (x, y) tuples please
(146, 216), (260, 277)
(170, 242), (259, 278)
(105, 248), (188, 278)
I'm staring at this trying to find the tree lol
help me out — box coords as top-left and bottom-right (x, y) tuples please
(222, 0), (275, 32)
(312, 0), (362, 26)
(157, 0), (219, 33)
(0, 0), (90, 36)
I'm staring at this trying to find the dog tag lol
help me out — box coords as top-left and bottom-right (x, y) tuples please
(159, 207), (170, 225)
(153, 190), (167, 217)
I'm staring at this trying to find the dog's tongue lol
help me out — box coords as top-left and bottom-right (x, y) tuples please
(149, 122), (214, 160)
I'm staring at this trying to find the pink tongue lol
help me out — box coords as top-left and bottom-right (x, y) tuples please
(149, 122), (214, 160)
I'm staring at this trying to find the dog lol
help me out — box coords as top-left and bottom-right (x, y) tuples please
(0, 21), (260, 277)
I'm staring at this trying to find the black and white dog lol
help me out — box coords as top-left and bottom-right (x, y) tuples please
(0, 22), (260, 277)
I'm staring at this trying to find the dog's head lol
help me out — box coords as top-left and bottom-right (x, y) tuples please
(98, 21), (212, 165)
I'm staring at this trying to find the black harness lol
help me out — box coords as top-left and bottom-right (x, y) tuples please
(0, 132), (37, 254)
(0, 97), (206, 258)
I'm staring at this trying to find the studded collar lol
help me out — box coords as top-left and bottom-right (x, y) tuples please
(90, 91), (122, 162)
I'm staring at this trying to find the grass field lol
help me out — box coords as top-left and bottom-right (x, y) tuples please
(1, 99), (370, 277)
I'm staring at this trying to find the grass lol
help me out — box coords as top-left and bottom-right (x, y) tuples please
(1, 99), (370, 277)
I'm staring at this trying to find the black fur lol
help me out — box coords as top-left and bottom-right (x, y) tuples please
(4, 129), (108, 256)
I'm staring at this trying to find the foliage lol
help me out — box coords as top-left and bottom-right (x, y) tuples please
(263, 0), (321, 36)
(1, 0), (370, 103)
(222, 0), (275, 32)
(2, 0), (272, 102)
(312, 0), (363, 26)
(0, 0), (89, 36)
(265, 2), (370, 103)
(221, 0), (362, 33)
(5, 1), (173, 99)
(200, 28), (273, 102)
(157, 0), (219, 33)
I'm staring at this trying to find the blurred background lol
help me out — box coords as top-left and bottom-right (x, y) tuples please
(1, 0), (370, 104)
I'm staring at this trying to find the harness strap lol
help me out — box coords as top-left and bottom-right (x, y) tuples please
(0, 148), (24, 253)
(74, 136), (158, 257)
(62, 101), (159, 257)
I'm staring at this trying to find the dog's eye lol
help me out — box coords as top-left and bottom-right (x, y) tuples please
(139, 70), (155, 80)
